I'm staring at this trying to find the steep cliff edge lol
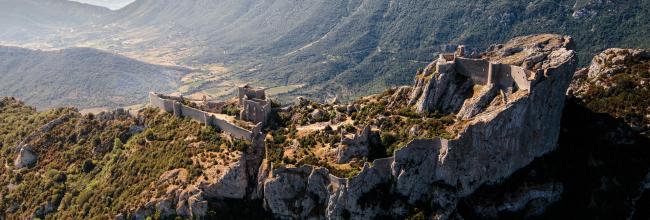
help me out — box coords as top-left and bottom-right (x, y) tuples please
(457, 48), (650, 219)
(259, 34), (577, 219)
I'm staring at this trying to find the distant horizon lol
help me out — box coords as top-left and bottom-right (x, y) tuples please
(69, 0), (135, 10)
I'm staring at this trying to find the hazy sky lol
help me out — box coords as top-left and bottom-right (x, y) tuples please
(70, 0), (136, 10)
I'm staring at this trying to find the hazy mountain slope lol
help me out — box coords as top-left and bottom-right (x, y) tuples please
(0, 0), (110, 42)
(0, 46), (186, 109)
(39, 0), (650, 101)
(89, 0), (362, 63)
(240, 0), (650, 99)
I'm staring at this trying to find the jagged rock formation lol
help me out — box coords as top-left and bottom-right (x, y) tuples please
(335, 125), (373, 164)
(258, 34), (577, 219)
(455, 97), (650, 219)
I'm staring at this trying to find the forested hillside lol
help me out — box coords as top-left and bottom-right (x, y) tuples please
(0, 46), (186, 109)
(1, 0), (649, 101)
(65, 0), (649, 101)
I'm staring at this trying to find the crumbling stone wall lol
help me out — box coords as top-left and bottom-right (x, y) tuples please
(454, 57), (532, 91)
(149, 92), (257, 141)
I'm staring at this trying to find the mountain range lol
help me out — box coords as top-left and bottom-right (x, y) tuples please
(1, 0), (649, 103)
(0, 0), (109, 43)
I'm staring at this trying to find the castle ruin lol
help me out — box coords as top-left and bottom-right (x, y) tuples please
(409, 45), (534, 119)
(148, 84), (272, 140)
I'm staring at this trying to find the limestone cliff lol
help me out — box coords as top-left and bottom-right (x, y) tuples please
(258, 34), (577, 219)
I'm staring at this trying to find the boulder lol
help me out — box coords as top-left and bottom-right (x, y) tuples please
(14, 147), (37, 169)
(295, 96), (310, 107)
(346, 104), (357, 113)
(408, 125), (421, 136)
(310, 109), (324, 120)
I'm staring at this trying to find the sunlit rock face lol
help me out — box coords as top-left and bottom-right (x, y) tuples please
(259, 34), (577, 219)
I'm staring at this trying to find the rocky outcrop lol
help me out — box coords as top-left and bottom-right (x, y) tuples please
(568, 48), (650, 138)
(587, 48), (649, 79)
(263, 166), (331, 219)
(335, 126), (372, 163)
(12, 112), (76, 169)
(456, 84), (498, 119)
(462, 181), (563, 219)
(260, 34), (577, 219)
(409, 57), (473, 114)
(569, 48), (650, 97)
(126, 138), (266, 219)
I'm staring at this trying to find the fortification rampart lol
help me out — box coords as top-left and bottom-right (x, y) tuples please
(149, 92), (259, 141)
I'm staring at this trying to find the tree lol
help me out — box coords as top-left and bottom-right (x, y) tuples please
(113, 138), (124, 150)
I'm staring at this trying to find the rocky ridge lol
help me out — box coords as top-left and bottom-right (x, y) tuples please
(258, 34), (577, 219)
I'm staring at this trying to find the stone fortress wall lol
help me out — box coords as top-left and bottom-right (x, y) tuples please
(442, 53), (532, 92)
(149, 92), (262, 141)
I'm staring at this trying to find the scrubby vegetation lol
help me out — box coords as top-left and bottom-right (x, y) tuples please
(265, 88), (456, 178)
(0, 98), (72, 154)
(221, 102), (241, 117)
(578, 59), (650, 137)
(0, 99), (239, 219)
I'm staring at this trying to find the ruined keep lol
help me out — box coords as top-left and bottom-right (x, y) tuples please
(238, 84), (272, 126)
